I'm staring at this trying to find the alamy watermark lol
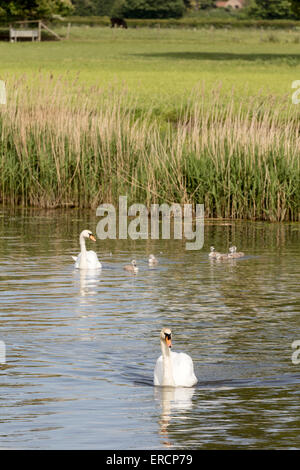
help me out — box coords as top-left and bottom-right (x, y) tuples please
(291, 340), (300, 365)
(292, 80), (300, 104)
(0, 341), (6, 364)
(0, 80), (6, 105)
(96, 196), (204, 250)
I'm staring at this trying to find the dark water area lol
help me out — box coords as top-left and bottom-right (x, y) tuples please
(0, 208), (299, 449)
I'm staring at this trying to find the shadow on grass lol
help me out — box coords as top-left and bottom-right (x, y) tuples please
(132, 51), (300, 63)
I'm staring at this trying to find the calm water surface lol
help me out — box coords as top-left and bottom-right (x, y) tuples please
(0, 209), (299, 449)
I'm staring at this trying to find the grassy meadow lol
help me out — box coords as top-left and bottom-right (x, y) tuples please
(0, 26), (300, 220)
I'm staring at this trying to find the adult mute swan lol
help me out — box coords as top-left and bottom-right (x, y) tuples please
(72, 230), (101, 269)
(154, 328), (197, 388)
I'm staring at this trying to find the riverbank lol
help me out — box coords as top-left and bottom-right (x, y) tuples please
(0, 28), (299, 220)
(0, 75), (299, 221)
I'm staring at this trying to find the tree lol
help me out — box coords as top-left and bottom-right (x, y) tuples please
(182, 0), (198, 9)
(71, 0), (117, 16)
(249, 0), (292, 19)
(94, 0), (117, 15)
(116, 0), (186, 19)
(71, 0), (96, 16)
(290, 0), (300, 18)
(178, 0), (216, 10)
(0, 0), (73, 19)
(198, 0), (215, 9)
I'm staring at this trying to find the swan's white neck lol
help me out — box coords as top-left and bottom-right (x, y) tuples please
(79, 233), (88, 268)
(161, 339), (175, 386)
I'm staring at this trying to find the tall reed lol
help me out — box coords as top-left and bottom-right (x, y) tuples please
(0, 75), (299, 221)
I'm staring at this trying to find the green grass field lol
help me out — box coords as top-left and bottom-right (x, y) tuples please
(0, 26), (299, 220)
(1, 26), (300, 105)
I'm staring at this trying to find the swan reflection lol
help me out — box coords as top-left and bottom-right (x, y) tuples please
(154, 386), (195, 447)
(78, 268), (101, 298)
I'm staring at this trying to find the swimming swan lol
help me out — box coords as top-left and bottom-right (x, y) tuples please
(72, 229), (101, 269)
(154, 328), (198, 387)
(124, 260), (138, 273)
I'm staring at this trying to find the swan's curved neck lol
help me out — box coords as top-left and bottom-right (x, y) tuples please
(161, 340), (175, 386)
(80, 233), (87, 254)
(79, 233), (88, 267)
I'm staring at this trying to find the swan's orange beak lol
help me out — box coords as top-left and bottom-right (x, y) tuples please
(165, 337), (172, 348)
(89, 234), (96, 242)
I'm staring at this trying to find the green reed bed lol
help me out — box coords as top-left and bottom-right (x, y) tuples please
(0, 76), (299, 221)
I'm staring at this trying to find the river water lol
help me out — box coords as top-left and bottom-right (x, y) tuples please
(0, 209), (299, 449)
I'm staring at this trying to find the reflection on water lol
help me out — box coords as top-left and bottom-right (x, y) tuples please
(0, 208), (299, 449)
(77, 269), (102, 299)
(154, 387), (195, 448)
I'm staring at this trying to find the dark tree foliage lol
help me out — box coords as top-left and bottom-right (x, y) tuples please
(249, 0), (292, 19)
(290, 0), (300, 18)
(71, 0), (96, 15)
(115, 0), (186, 19)
(0, 0), (73, 19)
(71, 0), (117, 16)
(198, 0), (215, 9)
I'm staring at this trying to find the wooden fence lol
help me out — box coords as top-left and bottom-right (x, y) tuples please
(9, 20), (62, 42)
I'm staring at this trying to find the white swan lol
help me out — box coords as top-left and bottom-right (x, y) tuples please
(154, 328), (197, 387)
(72, 229), (101, 269)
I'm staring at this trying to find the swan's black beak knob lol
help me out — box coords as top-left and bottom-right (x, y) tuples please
(165, 334), (172, 348)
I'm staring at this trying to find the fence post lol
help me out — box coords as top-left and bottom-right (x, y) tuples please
(38, 20), (41, 41)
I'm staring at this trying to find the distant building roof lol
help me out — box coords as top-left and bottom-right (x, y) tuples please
(216, 0), (244, 8)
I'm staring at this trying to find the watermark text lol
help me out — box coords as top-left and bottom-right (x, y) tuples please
(96, 196), (204, 250)
(292, 80), (300, 104)
(291, 340), (300, 365)
(0, 80), (6, 105)
(0, 341), (6, 364)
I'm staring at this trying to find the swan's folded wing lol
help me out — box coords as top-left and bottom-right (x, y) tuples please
(73, 253), (82, 268)
(172, 352), (197, 387)
(86, 250), (102, 268)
